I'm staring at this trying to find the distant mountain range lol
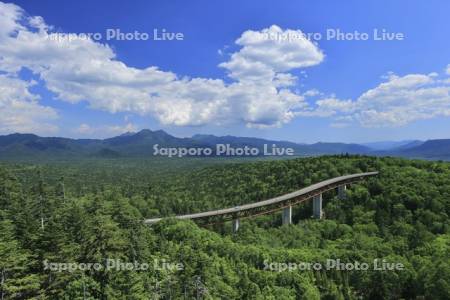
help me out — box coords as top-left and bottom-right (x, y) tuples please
(361, 140), (422, 151)
(0, 129), (449, 161)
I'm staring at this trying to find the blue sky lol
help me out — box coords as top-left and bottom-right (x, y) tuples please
(1, 0), (449, 143)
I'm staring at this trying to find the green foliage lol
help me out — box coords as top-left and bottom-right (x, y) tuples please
(0, 155), (449, 299)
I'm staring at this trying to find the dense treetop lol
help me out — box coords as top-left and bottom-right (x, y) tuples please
(0, 155), (449, 299)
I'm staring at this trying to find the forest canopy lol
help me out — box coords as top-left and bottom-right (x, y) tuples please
(0, 155), (449, 299)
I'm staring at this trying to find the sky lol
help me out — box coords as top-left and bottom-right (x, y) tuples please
(0, 0), (449, 143)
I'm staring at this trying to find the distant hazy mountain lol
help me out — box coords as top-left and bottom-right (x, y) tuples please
(306, 142), (371, 155)
(0, 130), (200, 160)
(0, 133), (92, 159)
(191, 135), (371, 155)
(191, 134), (303, 151)
(362, 140), (423, 151)
(392, 140), (424, 151)
(0, 130), (448, 161)
(392, 139), (450, 159)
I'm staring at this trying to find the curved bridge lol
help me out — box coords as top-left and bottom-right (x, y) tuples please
(144, 171), (378, 232)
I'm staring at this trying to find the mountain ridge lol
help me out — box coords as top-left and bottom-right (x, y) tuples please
(0, 129), (448, 161)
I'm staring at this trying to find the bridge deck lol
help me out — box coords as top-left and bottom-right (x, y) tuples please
(144, 171), (378, 224)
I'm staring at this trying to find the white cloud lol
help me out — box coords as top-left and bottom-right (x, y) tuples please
(309, 97), (355, 117)
(74, 123), (92, 134)
(220, 25), (323, 82)
(4, 2), (447, 132)
(74, 122), (137, 138)
(308, 72), (450, 127)
(0, 3), (322, 130)
(0, 75), (58, 134)
(303, 89), (321, 97)
(0, 2), (24, 37)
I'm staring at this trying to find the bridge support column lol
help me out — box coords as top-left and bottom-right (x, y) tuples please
(282, 206), (292, 225)
(232, 218), (240, 233)
(338, 185), (347, 200)
(313, 194), (323, 219)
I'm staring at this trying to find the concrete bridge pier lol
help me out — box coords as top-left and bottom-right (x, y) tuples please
(313, 194), (323, 219)
(232, 218), (240, 233)
(282, 206), (292, 225)
(338, 184), (347, 200)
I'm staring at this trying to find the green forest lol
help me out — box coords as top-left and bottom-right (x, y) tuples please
(0, 155), (449, 299)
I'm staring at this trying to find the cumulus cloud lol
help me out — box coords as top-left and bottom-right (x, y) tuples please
(0, 2), (323, 130)
(308, 72), (450, 127)
(299, 97), (354, 118)
(219, 25), (324, 82)
(0, 75), (58, 134)
(3, 2), (447, 132)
